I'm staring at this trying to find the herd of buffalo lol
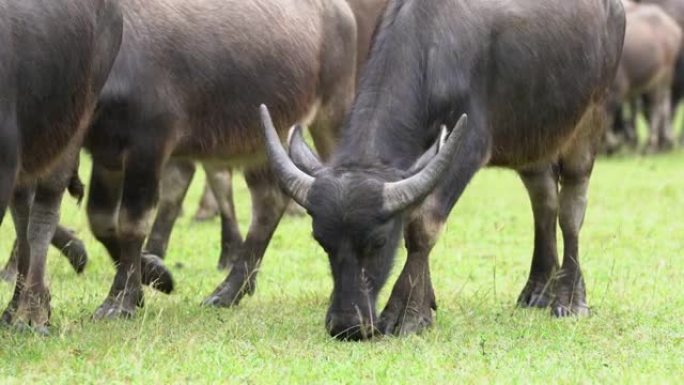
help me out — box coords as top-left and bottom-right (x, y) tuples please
(0, 0), (680, 340)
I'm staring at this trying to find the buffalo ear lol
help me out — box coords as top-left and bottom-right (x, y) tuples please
(405, 125), (448, 176)
(287, 125), (323, 174)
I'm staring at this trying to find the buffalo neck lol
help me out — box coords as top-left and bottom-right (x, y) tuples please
(332, 0), (433, 172)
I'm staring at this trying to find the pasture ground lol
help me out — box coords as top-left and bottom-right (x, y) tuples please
(1, 149), (683, 384)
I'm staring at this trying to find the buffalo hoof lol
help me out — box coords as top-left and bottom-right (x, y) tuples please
(0, 267), (17, 283)
(379, 288), (436, 336)
(202, 269), (255, 307)
(517, 278), (554, 308)
(13, 286), (51, 335)
(141, 254), (174, 294)
(551, 272), (590, 318)
(60, 238), (88, 274)
(92, 291), (142, 321)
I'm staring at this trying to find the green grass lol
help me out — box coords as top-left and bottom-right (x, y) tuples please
(1, 150), (683, 384)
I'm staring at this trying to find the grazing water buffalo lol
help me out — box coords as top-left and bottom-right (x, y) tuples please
(607, 0), (682, 152)
(0, 0), (123, 332)
(638, 0), (684, 143)
(84, 0), (357, 318)
(262, 0), (626, 340)
(142, 0), (390, 272)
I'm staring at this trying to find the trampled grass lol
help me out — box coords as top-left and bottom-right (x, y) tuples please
(1, 150), (683, 384)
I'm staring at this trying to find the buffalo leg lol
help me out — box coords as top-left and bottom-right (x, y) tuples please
(13, 167), (70, 333)
(202, 165), (243, 270)
(551, 110), (600, 317)
(0, 241), (18, 282)
(193, 180), (219, 222)
(1, 188), (33, 326)
(1, 225), (87, 283)
(517, 165), (560, 308)
(203, 166), (288, 307)
(646, 87), (673, 152)
(379, 116), (490, 336)
(92, 145), (169, 320)
(51, 225), (88, 274)
(145, 159), (196, 259)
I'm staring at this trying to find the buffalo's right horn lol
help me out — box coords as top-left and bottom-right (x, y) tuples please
(382, 114), (468, 214)
(259, 104), (314, 206)
(287, 125), (323, 174)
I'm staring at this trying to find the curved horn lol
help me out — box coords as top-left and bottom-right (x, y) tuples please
(406, 125), (449, 176)
(287, 125), (323, 174)
(259, 104), (314, 206)
(382, 114), (468, 214)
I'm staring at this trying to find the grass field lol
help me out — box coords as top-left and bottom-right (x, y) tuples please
(1, 149), (683, 384)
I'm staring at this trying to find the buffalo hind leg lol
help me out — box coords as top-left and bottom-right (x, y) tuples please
(202, 165), (243, 270)
(203, 167), (288, 307)
(551, 112), (600, 317)
(51, 225), (88, 274)
(13, 167), (71, 333)
(1, 188), (33, 326)
(516, 165), (560, 308)
(145, 159), (196, 259)
(380, 116), (490, 336)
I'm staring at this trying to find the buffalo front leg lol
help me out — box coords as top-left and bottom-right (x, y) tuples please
(203, 167), (287, 307)
(202, 165), (243, 270)
(516, 165), (560, 308)
(93, 148), (168, 319)
(1, 187), (33, 326)
(380, 117), (489, 336)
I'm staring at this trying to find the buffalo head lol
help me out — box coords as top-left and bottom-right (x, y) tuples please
(260, 105), (466, 340)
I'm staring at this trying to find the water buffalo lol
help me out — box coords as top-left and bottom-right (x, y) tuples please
(141, 0), (390, 272)
(607, 0), (682, 152)
(637, 0), (684, 143)
(83, 0), (357, 318)
(0, 0), (123, 332)
(262, 0), (626, 340)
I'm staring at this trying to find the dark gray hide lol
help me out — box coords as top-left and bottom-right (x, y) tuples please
(83, 0), (357, 319)
(143, 0), (390, 274)
(0, 0), (123, 332)
(263, 0), (626, 339)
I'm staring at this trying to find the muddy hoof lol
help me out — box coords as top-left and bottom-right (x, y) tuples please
(61, 238), (88, 274)
(141, 253), (174, 294)
(517, 278), (554, 308)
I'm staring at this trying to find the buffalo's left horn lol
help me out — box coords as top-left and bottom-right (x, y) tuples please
(382, 114), (468, 214)
(260, 104), (314, 206)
